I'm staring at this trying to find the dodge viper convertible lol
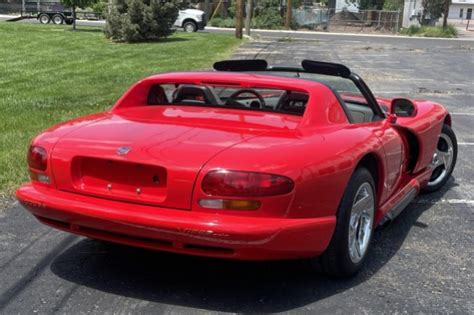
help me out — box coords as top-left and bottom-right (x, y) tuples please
(17, 59), (457, 276)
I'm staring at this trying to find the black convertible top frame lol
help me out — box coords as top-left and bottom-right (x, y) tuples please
(213, 59), (386, 121)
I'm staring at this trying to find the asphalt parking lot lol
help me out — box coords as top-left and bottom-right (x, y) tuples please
(1, 35), (473, 314)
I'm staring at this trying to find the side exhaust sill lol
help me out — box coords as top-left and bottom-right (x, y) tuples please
(379, 187), (418, 226)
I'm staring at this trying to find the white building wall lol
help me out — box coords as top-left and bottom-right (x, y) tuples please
(448, 3), (474, 19)
(402, 0), (423, 27)
(403, 0), (473, 27)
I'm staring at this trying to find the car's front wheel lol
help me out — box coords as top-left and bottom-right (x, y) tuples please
(318, 167), (375, 277)
(183, 21), (198, 32)
(422, 124), (457, 193)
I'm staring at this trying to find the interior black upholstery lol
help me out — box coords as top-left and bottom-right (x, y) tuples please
(345, 103), (374, 123)
(147, 85), (169, 105)
(173, 85), (221, 105)
(277, 92), (309, 114)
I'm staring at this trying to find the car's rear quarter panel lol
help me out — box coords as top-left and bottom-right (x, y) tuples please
(196, 125), (387, 219)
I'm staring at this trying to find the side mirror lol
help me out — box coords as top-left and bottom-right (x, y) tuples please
(390, 98), (417, 118)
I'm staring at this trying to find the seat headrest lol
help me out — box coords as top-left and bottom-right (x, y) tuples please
(173, 85), (220, 105)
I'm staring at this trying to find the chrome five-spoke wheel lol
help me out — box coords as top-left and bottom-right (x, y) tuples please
(348, 182), (374, 264)
(428, 133), (454, 187)
(319, 167), (375, 276)
(422, 124), (457, 193)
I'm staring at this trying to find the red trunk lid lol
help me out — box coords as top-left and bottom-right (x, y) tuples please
(51, 106), (300, 209)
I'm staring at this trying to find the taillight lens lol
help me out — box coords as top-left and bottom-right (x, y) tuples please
(202, 170), (294, 197)
(28, 145), (48, 171)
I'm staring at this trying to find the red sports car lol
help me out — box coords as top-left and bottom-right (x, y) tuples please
(17, 59), (457, 276)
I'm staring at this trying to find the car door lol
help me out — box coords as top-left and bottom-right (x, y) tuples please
(364, 120), (405, 203)
(342, 100), (405, 204)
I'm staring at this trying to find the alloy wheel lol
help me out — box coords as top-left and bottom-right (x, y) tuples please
(428, 133), (454, 187)
(348, 182), (374, 264)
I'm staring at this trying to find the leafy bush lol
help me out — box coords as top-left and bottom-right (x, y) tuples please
(210, 17), (235, 28)
(210, 0), (284, 30)
(91, 0), (107, 16)
(383, 0), (403, 10)
(252, 10), (283, 29)
(252, 0), (283, 29)
(400, 25), (422, 35)
(400, 24), (457, 38)
(104, 0), (179, 42)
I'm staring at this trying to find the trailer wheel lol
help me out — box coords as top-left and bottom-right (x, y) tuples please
(65, 19), (74, 25)
(52, 14), (64, 24)
(39, 14), (50, 24)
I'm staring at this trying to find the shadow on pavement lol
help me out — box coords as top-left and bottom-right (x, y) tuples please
(49, 184), (452, 313)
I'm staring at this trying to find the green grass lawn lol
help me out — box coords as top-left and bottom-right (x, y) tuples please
(0, 23), (240, 199)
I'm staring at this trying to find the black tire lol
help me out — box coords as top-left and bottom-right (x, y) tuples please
(318, 167), (376, 277)
(52, 14), (64, 25)
(65, 19), (74, 25)
(422, 124), (457, 193)
(183, 21), (198, 33)
(38, 14), (50, 24)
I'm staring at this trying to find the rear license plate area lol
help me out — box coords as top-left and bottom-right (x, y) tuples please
(71, 157), (167, 204)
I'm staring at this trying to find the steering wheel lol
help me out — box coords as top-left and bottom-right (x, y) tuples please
(225, 89), (266, 109)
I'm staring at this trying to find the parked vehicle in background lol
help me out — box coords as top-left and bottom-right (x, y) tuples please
(174, 8), (207, 32)
(38, 10), (74, 24)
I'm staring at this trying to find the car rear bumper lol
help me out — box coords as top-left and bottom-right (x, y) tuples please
(16, 183), (336, 260)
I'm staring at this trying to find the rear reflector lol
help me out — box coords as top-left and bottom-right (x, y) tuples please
(28, 145), (48, 171)
(29, 171), (51, 184)
(202, 170), (294, 197)
(199, 198), (261, 210)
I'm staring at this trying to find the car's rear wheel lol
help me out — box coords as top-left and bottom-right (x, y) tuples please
(52, 14), (64, 24)
(422, 124), (457, 193)
(318, 167), (375, 277)
(183, 21), (197, 32)
(39, 14), (50, 24)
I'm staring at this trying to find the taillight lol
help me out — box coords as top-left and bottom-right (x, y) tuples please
(28, 145), (48, 171)
(202, 170), (294, 197)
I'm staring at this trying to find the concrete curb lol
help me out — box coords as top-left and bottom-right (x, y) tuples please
(206, 26), (474, 41)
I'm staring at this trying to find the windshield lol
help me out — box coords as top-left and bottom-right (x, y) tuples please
(147, 83), (310, 116)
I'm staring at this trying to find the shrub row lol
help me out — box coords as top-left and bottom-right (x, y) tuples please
(400, 24), (458, 38)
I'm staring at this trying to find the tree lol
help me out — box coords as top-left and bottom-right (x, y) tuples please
(285, 0), (292, 29)
(60, 0), (99, 30)
(235, 0), (243, 38)
(245, 0), (253, 36)
(442, 0), (451, 28)
(420, 0), (444, 25)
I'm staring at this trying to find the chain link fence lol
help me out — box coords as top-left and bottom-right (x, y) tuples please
(1, 0), (402, 34)
(294, 8), (402, 33)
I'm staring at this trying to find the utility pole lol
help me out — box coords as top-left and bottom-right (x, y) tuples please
(235, 0), (244, 39)
(245, 0), (253, 36)
(285, 0), (292, 29)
